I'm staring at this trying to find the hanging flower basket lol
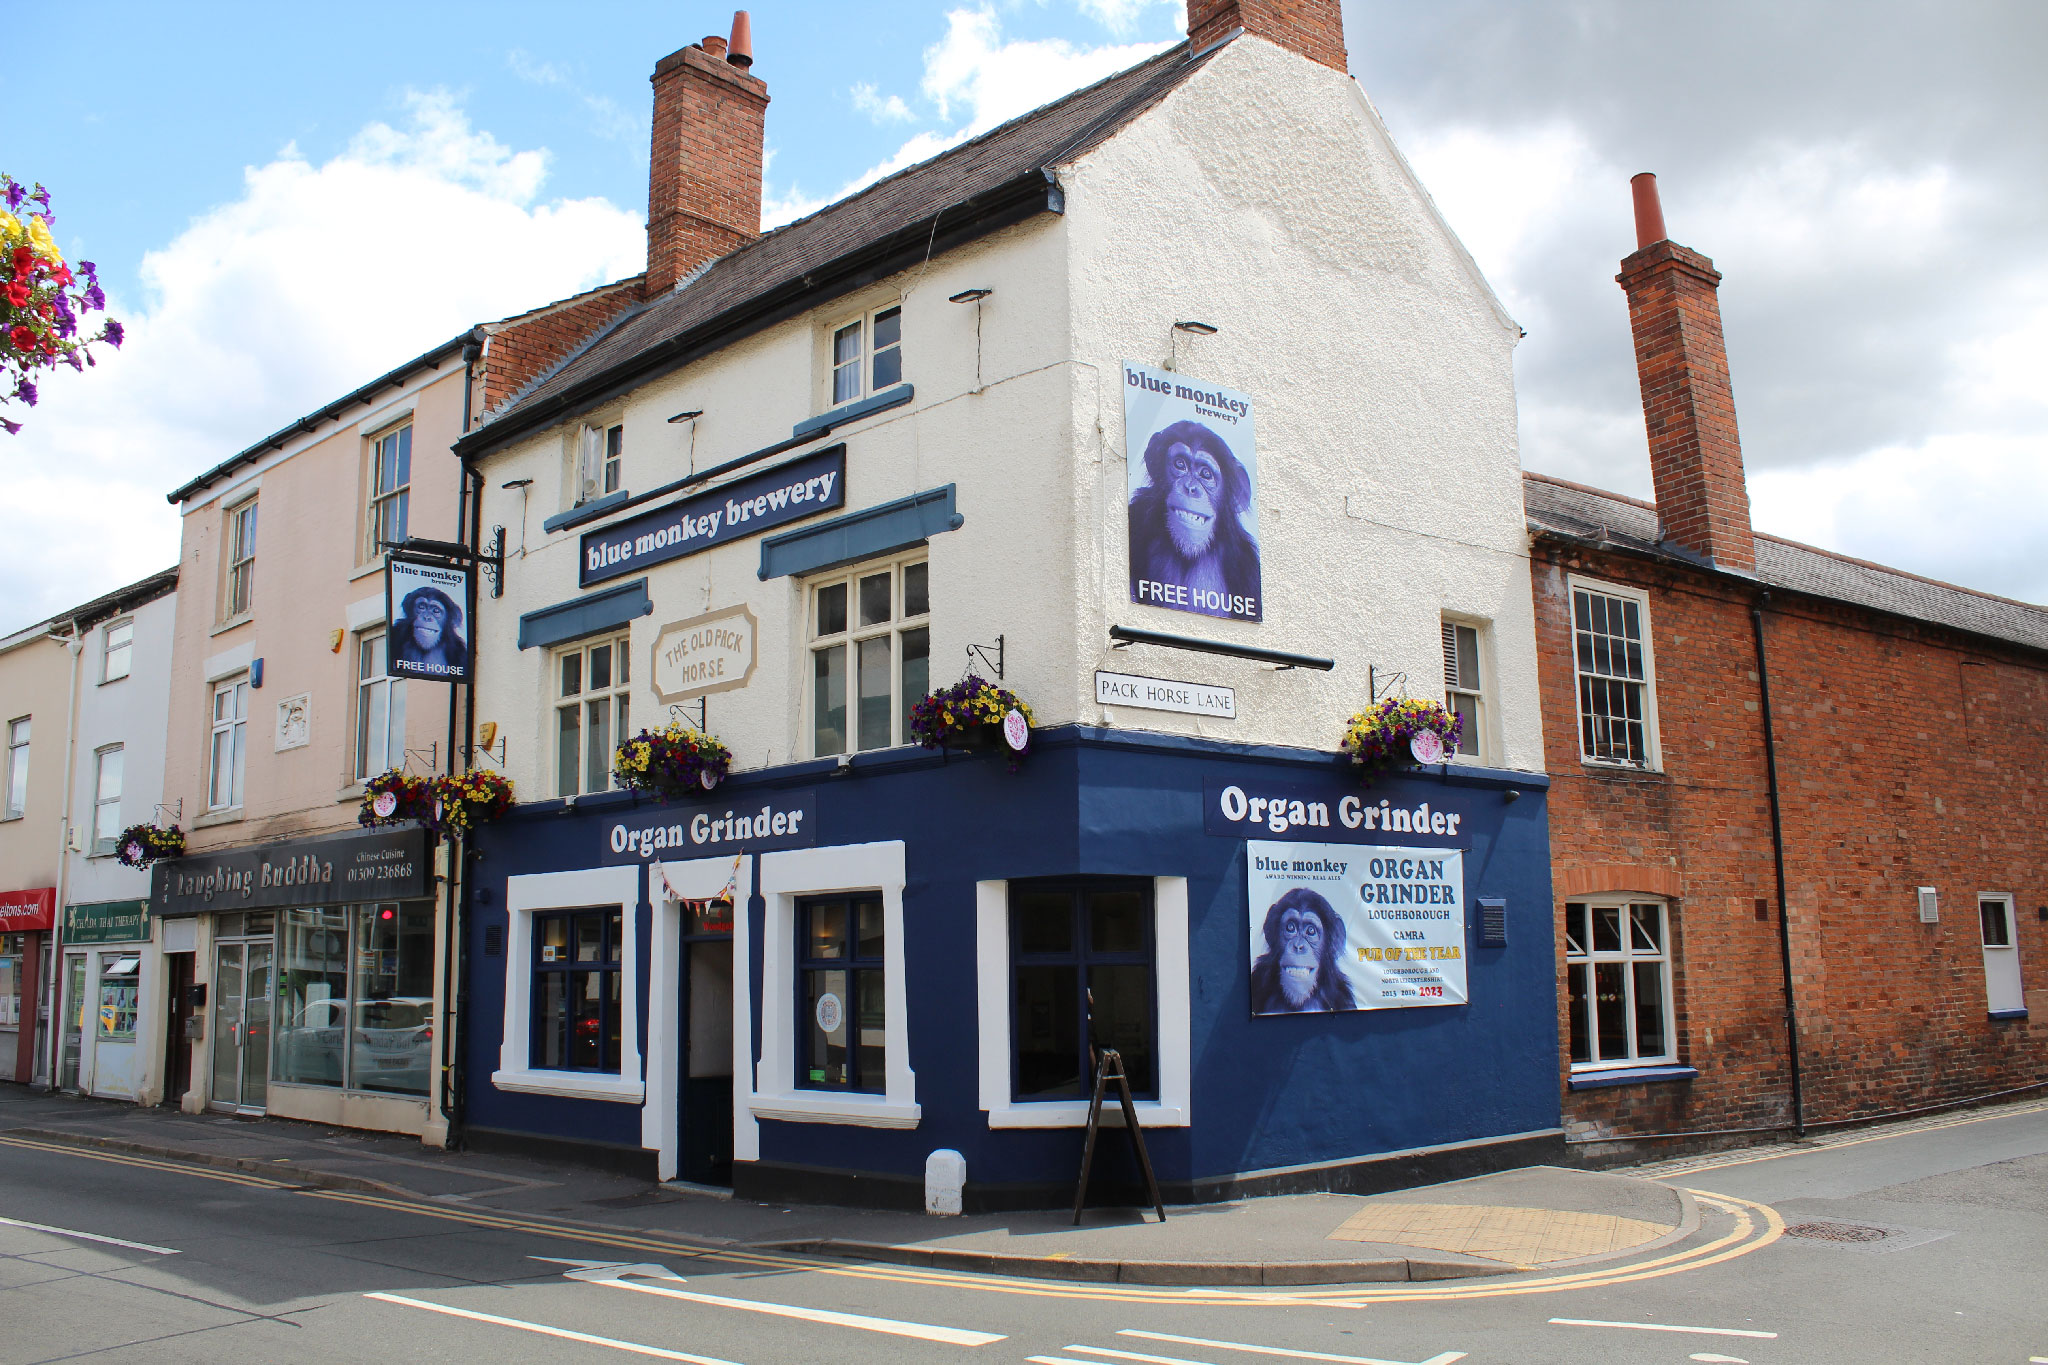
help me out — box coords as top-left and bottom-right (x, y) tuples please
(430, 769), (515, 838)
(114, 822), (184, 869)
(1, 174), (123, 436)
(614, 722), (733, 802)
(1339, 697), (1463, 784)
(910, 675), (1036, 771)
(359, 770), (435, 828)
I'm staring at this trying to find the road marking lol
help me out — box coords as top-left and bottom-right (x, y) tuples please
(1549, 1318), (1776, 1340)
(0, 1214), (180, 1255)
(365, 1292), (742, 1363)
(0, 1134), (287, 1189)
(1648, 1098), (2048, 1178)
(1117, 1330), (1466, 1365)
(1689, 1355), (1749, 1363)
(540, 1256), (1004, 1346)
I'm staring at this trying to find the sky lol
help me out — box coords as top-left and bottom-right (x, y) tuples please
(6, 1), (2044, 628)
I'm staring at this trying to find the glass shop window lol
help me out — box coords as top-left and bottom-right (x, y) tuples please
(795, 894), (885, 1093)
(273, 904), (433, 1096)
(96, 956), (140, 1041)
(1564, 898), (1676, 1068)
(1009, 880), (1157, 1102)
(532, 908), (623, 1073)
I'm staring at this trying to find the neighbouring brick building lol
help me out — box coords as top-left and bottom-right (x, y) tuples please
(1529, 174), (2048, 1155)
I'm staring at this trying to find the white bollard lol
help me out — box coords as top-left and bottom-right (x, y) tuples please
(924, 1148), (966, 1215)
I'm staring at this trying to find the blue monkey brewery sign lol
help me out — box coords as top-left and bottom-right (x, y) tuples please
(1123, 360), (1261, 622)
(1246, 839), (1467, 1015)
(580, 446), (846, 588)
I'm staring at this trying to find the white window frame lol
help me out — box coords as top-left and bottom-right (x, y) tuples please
(90, 745), (123, 856)
(975, 877), (1191, 1129)
(353, 632), (407, 781)
(1978, 892), (2025, 1015)
(224, 497), (258, 620)
(828, 302), (903, 407)
(3, 716), (27, 821)
(752, 842), (918, 1129)
(207, 678), (249, 812)
(493, 864), (646, 1103)
(1567, 575), (1661, 771)
(573, 423), (624, 507)
(100, 618), (133, 684)
(1564, 896), (1678, 1071)
(806, 554), (930, 758)
(1441, 616), (1489, 763)
(553, 633), (631, 798)
(366, 423), (412, 559)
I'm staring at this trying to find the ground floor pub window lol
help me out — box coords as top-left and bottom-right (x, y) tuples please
(1009, 880), (1157, 1100)
(795, 894), (885, 1093)
(1564, 898), (1676, 1068)
(0, 932), (23, 1028)
(532, 907), (622, 1073)
(275, 902), (434, 1096)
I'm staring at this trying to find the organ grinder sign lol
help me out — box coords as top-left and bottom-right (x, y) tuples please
(651, 605), (757, 703)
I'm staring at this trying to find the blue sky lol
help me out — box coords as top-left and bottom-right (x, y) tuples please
(6, 2), (2045, 624)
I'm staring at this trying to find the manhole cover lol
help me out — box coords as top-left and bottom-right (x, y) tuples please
(1785, 1221), (1889, 1243)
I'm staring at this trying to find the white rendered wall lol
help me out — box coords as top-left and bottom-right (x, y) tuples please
(1057, 35), (1544, 771)
(469, 33), (1543, 784)
(66, 590), (177, 907)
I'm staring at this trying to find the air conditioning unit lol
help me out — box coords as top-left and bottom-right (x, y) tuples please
(1917, 886), (1940, 924)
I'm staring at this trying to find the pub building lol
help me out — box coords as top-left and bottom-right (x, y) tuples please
(454, 5), (1563, 1207)
(146, 826), (440, 1127)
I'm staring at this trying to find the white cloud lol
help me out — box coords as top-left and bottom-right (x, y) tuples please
(1072, 0), (1182, 38)
(506, 48), (640, 142)
(764, 6), (1171, 230)
(3, 91), (644, 626)
(851, 82), (916, 125)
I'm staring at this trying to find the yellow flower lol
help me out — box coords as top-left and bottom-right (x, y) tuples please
(27, 215), (61, 265)
(0, 209), (18, 244)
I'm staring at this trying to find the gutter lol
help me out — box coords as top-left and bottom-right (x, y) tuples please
(1749, 591), (1806, 1137)
(453, 170), (1063, 463)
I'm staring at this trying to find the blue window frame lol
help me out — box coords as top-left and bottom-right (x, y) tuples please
(796, 894), (885, 1093)
(532, 907), (623, 1073)
(1010, 880), (1156, 1102)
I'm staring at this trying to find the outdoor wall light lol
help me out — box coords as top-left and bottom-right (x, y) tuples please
(500, 478), (532, 490)
(948, 288), (993, 304)
(667, 409), (704, 424)
(1172, 320), (1219, 335)
(1503, 789), (1522, 803)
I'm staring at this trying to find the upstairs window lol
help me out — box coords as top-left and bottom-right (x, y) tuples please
(4, 717), (27, 819)
(225, 499), (258, 619)
(556, 634), (629, 798)
(830, 305), (902, 406)
(91, 745), (123, 854)
(575, 423), (623, 506)
(1441, 620), (1485, 760)
(354, 634), (407, 781)
(809, 557), (928, 756)
(368, 425), (412, 556)
(101, 619), (133, 683)
(209, 679), (249, 811)
(1571, 580), (1657, 768)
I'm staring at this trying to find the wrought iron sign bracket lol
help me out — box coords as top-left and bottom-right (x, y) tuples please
(381, 529), (507, 598)
(1108, 624), (1333, 673)
(669, 698), (708, 730)
(966, 634), (1005, 680)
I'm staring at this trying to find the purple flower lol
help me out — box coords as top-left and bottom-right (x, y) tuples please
(80, 260), (98, 285)
(103, 319), (123, 348)
(83, 284), (105, 312)
(18, 381), (35, 406)
(0, 417), (17, 435)
(3, 181), (21, 211)
(52, 294), (74, 337)
(63, 352), (81, 371)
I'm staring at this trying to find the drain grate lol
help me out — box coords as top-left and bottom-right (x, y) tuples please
(1785, 1220), (1889, 1243)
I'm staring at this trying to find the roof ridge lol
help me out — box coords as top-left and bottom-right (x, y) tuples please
(1524, 470), (2047, 616)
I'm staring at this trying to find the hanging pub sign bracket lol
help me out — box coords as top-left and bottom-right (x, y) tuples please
(669, 698), (708, 731)
(153, 799), (183, 826)
(1368, 666), (1409, 702)
(381, 529), (507, 599)
(1109, 624), (1334, 673)
(966, 634), (1005, 680)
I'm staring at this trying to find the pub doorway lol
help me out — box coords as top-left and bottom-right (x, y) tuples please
(679, 896), (734, 1186)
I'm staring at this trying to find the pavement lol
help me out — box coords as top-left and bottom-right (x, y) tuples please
(0, 1081), (1694, 1287)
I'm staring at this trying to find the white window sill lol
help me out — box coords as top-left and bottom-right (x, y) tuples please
(348, 560), (387, 583)
(191, 808), (244, 830)
(986, 1100), (1185, 1130)
(491, 1068), (646, 1104)
(210, 615), (254, 638)
(750, 1090), (922, 1129)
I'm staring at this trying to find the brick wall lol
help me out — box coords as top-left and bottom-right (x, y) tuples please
(474, 279), (645, 421)
(645, 40), (768, 297)
(1188, 0), (1348, 72)
(1533, 538), (2048, 1153)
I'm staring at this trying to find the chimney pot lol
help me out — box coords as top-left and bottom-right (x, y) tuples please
(702, 34), (728, 59)
(1630, 172), (1667, 249)
(728, 10), (754, 68)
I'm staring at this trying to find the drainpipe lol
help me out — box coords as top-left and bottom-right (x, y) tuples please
(1750, 591), (1806, 1137)
(45, 620), (85, 1088)
(443, 331), (485, 1148)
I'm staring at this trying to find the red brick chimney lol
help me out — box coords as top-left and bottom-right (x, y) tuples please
(1187, 0), (1347, 73)
(645, 12), (768, 297)
(1617, 172), (1757, 572)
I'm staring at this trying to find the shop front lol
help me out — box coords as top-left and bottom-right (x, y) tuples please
(463, 729), (1559, 1208)
(149, 825), (443, 1136)
(55, 899), (154, 1100)
(1, 887), (55, 1085)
